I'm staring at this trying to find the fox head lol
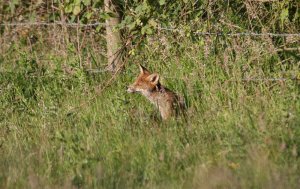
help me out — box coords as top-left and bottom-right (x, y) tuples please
(127, 64), (160, 95)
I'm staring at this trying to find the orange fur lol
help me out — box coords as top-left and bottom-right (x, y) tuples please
(127, 65), (185, 120)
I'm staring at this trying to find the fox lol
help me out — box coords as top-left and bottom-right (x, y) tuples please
(127, 64), (186, 120)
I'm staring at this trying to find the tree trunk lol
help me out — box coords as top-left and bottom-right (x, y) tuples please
(104, 0), (122, 72)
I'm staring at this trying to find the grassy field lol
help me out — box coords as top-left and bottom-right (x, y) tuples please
(0, 32), (300, 189)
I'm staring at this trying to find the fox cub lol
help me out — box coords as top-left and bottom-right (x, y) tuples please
(127, 64), (185, 120)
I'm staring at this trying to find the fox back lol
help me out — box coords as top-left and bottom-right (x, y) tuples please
(127, 64), (185, 120)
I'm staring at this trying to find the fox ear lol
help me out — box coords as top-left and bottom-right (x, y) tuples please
(148, 73), (160, 85)
(139, 64), (149, 74)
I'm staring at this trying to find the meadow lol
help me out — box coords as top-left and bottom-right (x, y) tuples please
(0, 26), (299, 188)
(1, 1), (300, 188)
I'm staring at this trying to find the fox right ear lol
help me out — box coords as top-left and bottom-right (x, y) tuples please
(139, 64), (149, 74)
(147, 73), (160, 85)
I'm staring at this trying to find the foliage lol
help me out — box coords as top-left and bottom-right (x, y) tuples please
(1, 37), (300, 188)
(0, 0), (300, 188)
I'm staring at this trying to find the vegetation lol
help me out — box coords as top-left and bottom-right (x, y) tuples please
(0, 0), (300, 188)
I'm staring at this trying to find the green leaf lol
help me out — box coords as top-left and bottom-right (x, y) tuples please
(123, 16), (133, 24)
(73, 5), (81, 15)
(280, 8), (289, 22)
(96, 25), (102, 32)
(9, 0), (19, 13)
(135, 18), (141, 26)
(146, 28), (153, 35)
(127, 22), (136, 31)
(148, 19), (157, 28)
(82, 0), (91, 6)
(84, 12), (93, 19)
(141, 25), (153, 35)
(135, 4), (144, 15)
(100, 12), (111, 20)
(159, 0), (166, 5)
(74, 0), (81, 5)
(65, 4), (73, 13)
(129, 49), (135, 56)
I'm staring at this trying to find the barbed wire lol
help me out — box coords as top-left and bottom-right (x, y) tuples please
(0, 22), (106, 27)
(1, 22), (300, 37)
(1, 22), (299, 81)
(158, 27), (300, 37)
(163, 76), (298, 81)
(0, 68), (297, 81)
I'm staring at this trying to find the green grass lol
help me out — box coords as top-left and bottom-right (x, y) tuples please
(0, 37), (299, 189)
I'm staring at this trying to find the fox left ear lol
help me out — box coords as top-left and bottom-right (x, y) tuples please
(139, 64), (150, 74)
(148, 73), (160, 85)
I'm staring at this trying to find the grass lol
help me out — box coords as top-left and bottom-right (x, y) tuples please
(0, 33), (300, 189)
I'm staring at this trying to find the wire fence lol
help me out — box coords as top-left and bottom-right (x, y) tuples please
(162, 76), (299, 82)
(0, 22), (105, 27)
(0, 22), (299, 81)
(1, 22), (300, 37)
(158, 27), (300, 37)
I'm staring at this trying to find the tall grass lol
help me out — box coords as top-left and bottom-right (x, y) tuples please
(0, 27), (300, 189)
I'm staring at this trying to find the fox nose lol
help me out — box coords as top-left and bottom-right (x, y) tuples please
(127, 86), (135, 93)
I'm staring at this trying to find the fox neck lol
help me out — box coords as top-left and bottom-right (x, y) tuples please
(142, 84), (170, 107)
(140, 83), (176, 120)
(141, 83), (164, 100)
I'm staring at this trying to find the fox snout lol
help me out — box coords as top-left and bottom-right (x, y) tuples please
(127, 85), (136, 93)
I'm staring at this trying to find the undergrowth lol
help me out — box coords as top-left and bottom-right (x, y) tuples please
(0, 34), (300, 189)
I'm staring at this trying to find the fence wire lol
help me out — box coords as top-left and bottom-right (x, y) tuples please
(1, 22), (300, 37)
(0, 22), (299, 81)
(0, 22), (105, 27)
(158, 27), (300, 37)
